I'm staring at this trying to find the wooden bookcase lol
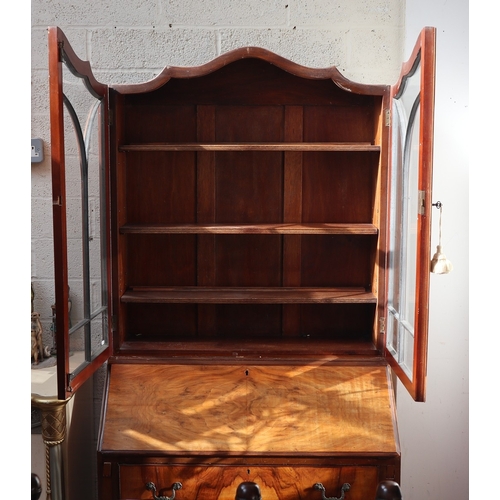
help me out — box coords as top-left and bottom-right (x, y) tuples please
(47, 27), (436, 500)
(112, 54), (384, 355)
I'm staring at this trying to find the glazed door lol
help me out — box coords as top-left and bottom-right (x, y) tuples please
(386, 27), (436, 402)
(49, 27), (111, 400)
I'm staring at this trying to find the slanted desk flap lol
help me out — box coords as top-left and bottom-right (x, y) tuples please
(100, 363), (399, 457)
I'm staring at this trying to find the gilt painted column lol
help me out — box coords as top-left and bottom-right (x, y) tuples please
(31, 395), (72, 500)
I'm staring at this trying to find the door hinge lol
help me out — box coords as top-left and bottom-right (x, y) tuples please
(102, 462), (112, 478)
(57, 42), (63, 62)
(108, 109), (114, 127)
(418, 190), (426, 215)
(111, 315), (117, 332)
(379, 317), (385, 335)
(385, 108), (391, 127)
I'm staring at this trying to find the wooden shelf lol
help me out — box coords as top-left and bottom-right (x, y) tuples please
(120, 223), (378, 235)
(119, 142), (380, 152)
(110, 51), (387, 356)
(121, 286), (376, 304)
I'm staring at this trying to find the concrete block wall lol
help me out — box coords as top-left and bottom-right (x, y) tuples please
(31, 0), (405, 362)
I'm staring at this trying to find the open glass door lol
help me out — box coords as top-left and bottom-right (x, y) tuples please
(49, 27), (111, 400)
(386, 27), (436, 402)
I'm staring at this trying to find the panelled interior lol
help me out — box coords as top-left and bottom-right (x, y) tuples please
(124, 303), (376, 341)
(302, 152), (378, 223)
(113, 58), (383, 349)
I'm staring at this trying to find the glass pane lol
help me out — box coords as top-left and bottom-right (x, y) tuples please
(401, 322), (414, 377)
(386, 55), (422, 382)
(403, 107), (420, 328)
(86, 93), (108, 358)
(62, 63), (86, 366)
(92, 311), (108, 351)
(69, 325), (86, 371)
(61, 57), (108, 379)
(386, 307), (399, 355)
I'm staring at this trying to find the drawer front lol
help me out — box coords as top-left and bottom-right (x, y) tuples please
(119, 465), (379, 500)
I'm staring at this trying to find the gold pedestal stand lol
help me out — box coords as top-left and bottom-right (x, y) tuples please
(31, 395), (72, 500)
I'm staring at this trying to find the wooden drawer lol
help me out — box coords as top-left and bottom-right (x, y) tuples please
(119, 465), (381, 500)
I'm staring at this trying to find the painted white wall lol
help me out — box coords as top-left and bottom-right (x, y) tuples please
(28, 1), (469, 499)
(396, 1), (469, 498)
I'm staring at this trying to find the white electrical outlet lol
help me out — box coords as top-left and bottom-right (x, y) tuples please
(31, 138), (43, 163)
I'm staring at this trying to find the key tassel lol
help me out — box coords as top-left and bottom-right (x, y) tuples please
(430, 202), (453, 274)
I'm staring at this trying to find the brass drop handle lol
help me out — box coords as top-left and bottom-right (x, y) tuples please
(314, 482), (351, 500)
(145, 481), (182, 500)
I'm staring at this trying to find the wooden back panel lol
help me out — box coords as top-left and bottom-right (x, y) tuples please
(110, 55), (387, 353)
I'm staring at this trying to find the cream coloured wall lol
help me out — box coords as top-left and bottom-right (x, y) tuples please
(397, 1), (469, 498)
(29, 1), (469, 499)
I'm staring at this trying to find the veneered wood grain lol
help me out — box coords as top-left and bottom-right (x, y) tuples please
(101, 364), (397, 455)
(120, 464), (380, 500)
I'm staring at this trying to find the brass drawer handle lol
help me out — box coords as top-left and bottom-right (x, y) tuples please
(145, 481), (182, 500)
(314, 482), (350, 500)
